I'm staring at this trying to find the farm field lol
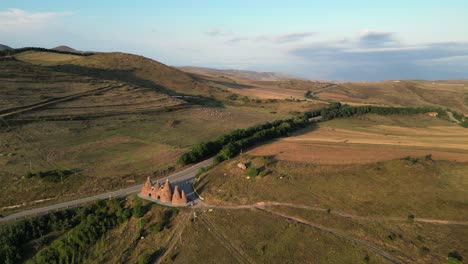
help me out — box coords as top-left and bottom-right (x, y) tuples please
(250, 114), (468, 164)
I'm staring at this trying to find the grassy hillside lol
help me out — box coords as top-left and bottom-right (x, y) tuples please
(0, 53), (288, 213)
(196, 155), (468, 220)
(315, 81), (468, 113)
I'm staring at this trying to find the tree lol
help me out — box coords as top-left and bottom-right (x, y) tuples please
(132, 199), (146, 218)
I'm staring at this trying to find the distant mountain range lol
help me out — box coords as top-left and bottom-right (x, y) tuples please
(178, 66), (305, 81)
(0, 44), (12, 51)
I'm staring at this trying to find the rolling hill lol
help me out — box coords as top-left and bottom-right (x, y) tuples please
(52, 45), (83, 53)
(179, 66), (304, 81)
(0, 44), (12, 51)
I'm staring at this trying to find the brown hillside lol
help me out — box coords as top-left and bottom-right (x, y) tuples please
(316, 81), (468, 113)
(16, 51), (231, 98)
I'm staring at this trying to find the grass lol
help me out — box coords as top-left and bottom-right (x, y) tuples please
(0, 106), (278, 212)
(171, 209), (388, 264)
(0, 54), (285, 212)
(84, 201), (180, 264)
(14, 51), (83, 66)
(268, 206), (468, 263)
(196, 156), (468, 221)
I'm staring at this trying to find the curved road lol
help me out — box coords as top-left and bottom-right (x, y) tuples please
(0, 158), (213, 224)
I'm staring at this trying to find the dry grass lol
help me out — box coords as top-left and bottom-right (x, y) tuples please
(316, 81), (468, 113)
(171, 209), (387, 264)
(196, 156), (468, 220)
(250, 114), (468, 164)
(269, 206), (468, 264)
(14, 51), (83, 65)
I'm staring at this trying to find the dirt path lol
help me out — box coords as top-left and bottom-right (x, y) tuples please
(255, 207), (404, 264)
(198, 201), (468, 226)
(154, 212), (190, 264)
(447, 111), (461, 123)
(199, 214), (255, 264)
(0, 84), (122, 119)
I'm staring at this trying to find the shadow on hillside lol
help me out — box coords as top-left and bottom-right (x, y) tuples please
(47, 64), (225, 108)
(211, 80), (255, 89)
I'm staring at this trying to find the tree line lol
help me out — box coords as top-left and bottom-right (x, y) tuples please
(178, 114), (316, 165)
(319, 105), (448, 121)
(0, 47), (94, 57)
(178, 102), (462, 165)
(178, 103), (343, 165)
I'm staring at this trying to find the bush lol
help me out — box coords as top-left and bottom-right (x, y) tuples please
(227, 94), (239, 100)
(138, 251), (154, 264)
(132, 199), (147, 218)
(247, 167), (259, 177)
(304, 90), (314, 99)
(448, 251), (463, 262)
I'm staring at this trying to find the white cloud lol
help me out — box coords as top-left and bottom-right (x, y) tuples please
(0, 8), (69, 32)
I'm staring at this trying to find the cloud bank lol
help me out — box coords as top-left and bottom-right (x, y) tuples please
(0, 8), (68, 33)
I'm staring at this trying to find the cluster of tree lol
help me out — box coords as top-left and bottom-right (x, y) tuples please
(304, 90), (315, 99)
(0, 47), (94, 57)
(0, 199), (131, 264)
(1, 209), (81, 264)
(29, 199), (131, 264)
(319, 105), (448, 121)
(215, 116), (309, 162)
(451, 111), (468, 128)
(178, 115), (309, 165)
(304, 102), (342, 119)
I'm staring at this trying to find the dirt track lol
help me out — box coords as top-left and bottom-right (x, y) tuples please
(0, 84), (122, 119)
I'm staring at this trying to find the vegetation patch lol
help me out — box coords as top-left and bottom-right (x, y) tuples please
(25, 169), (79, 183)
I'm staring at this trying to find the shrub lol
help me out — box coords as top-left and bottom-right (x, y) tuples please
(132, 199), (147, 218)
(448, 251), (463, 262)
(247, 167), (259, 177)
(227, 94), (239, 100)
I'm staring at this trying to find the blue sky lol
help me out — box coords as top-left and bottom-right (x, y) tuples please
(1, 0), (467, 80)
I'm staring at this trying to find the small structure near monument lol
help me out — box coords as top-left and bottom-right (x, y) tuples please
(140, 178), (188, 205)
(237, 162), (247, 170)
(427, 112), (439, 117)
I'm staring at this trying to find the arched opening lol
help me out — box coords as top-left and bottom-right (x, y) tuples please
(148, 193), (152, 198)
(157, 195), (160, 200)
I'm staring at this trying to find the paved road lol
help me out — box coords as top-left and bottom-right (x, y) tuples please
(0, 158), (213, 224)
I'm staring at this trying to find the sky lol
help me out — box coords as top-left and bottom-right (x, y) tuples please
(1, 0), (468, 81)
